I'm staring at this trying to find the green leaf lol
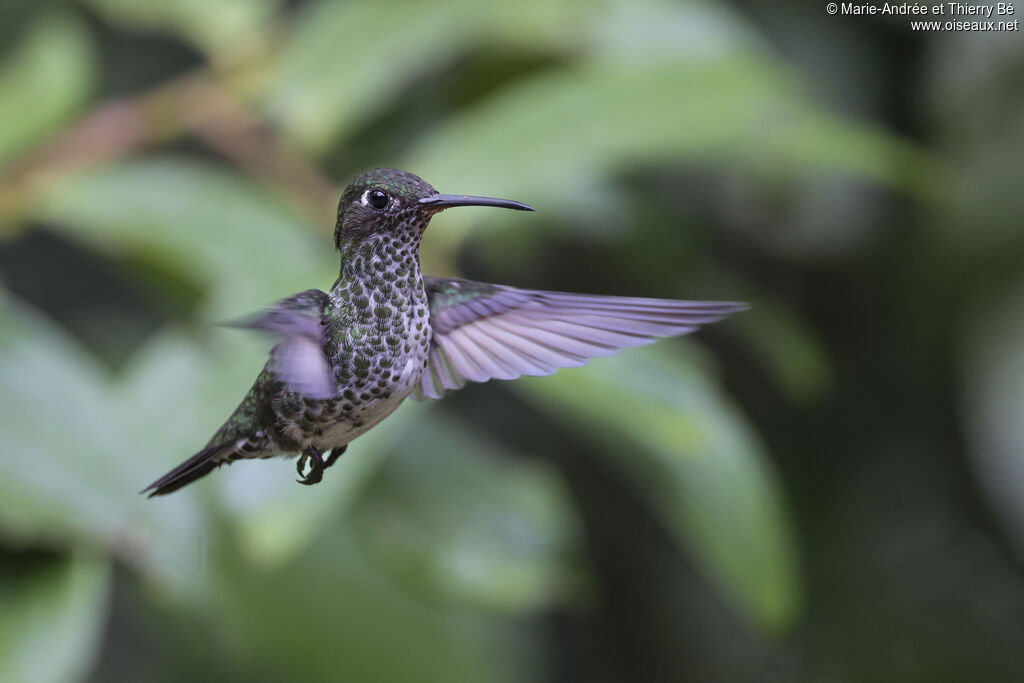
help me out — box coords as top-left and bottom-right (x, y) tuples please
(402, 0), (934, 250)
(0, 290), (143, 544)
(0, 14), (94, 168)
(263, 0), (581, 150)
(515, 343), (800, 631)
(31, 157), (337, 318)
(408, 58), (927, 230)
(81, 0), (278, 63)
(208, 527), (532, 683)
(354, 415), (581, 611)
(0, 287), (306, 598)
(0, 551), (110, 683)
(0, 292), (222, 596)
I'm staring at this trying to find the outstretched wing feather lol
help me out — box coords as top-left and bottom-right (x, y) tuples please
(413, 277), (746, 400)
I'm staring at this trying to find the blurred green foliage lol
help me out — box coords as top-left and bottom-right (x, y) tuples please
(0, 0), (1021, 681)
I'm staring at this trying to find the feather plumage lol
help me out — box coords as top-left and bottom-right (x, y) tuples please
(414, 276), (747, 399)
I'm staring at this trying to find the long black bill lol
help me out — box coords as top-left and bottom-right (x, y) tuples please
(419, 193), (535, 212)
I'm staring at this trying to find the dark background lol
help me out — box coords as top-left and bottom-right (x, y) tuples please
(1, 1), (1023, 681)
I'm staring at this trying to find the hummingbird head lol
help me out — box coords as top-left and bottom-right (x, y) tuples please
(334, 168), (533, 251)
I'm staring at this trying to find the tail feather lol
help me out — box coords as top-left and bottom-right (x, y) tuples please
(142, 446), (226, 497)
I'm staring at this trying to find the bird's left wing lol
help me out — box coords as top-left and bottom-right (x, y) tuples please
(414, 276), (747, 399)
(227, 289), (335, 399)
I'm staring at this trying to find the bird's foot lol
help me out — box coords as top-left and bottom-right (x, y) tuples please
(295, 445), (347, 486)
(296, 446), (325, 485)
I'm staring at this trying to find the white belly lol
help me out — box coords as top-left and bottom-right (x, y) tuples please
(310, 360), (421, 450)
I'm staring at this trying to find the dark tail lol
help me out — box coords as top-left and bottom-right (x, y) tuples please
(142, 446), (226, 497)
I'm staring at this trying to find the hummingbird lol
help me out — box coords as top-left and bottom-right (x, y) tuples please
(143, 168), (747, 496)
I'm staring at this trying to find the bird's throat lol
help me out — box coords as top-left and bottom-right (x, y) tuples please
(325, 230), (430, 388)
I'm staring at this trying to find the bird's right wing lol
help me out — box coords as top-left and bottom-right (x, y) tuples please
(414, 276), (747, 400)
(226, 289), (335, 399)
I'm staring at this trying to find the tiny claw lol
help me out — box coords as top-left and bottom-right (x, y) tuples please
(295, 446), (325, 486)
(297, 471), (323, 486)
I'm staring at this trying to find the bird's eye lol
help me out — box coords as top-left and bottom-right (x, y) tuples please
(368, 189), (389, 210)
